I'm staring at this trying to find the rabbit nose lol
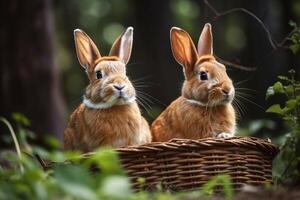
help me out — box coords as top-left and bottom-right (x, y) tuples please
(221, 82), (231, 95)
(113, 85), (125, 91)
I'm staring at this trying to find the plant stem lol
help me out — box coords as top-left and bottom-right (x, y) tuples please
(0, 117), (24, 173)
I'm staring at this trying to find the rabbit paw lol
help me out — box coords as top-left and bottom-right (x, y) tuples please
(216, 132), (233, 138)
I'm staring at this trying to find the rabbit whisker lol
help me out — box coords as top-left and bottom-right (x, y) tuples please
(235, 92), (252, 99)
(235, 88), (258, 93)
(136, 90), (166, 106)
(134, 84), (152, 89)
(235, 93), (264, 110)
(234, 78), (252, 86)
(137, 92), (154, 105)
(131, 75), (154, 83)
(232, 98), (245, 118)
(235, 91), (256, 99)
(136, 96), (151, 114)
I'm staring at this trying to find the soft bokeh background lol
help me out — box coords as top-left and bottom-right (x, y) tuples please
(1, 0), (300, 144)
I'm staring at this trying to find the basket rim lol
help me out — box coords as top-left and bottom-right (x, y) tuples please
(113, 136), (279, 158)
(38, 137), (279, 171)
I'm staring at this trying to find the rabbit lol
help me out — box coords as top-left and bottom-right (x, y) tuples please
(151, 23), (236, 142)
(63, 27), (152, 152)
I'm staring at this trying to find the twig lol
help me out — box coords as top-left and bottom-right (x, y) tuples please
(203, 0), (295, 50)
(215, 56), (257, 71)
(35, 154), (48, 170)
(203, 0), (297, 71)
(204, 0), (277, 49)
(278, 27), (298, 47)
(218, 8), (277, 49)
(204, 0), (220, 16)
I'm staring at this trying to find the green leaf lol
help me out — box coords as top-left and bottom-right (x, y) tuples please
(85, 148), (124, 176)
(12, 113), (31, 126)
(248, 120), (276, 133)
(201, 175), (233, 199)
(266, 104), (283, 115)
(285, 99), (297, 110)
(289, 20), (297, 28)
(290, 44), (300, 54)
(285, 85), (294, 96)
(289, 69), (296, 75)
(266, 86), (275, 99)
(54, 165), (97, 200)
(100, 176), (131, 199)
(278, 75), (289, 81)
(273, 81), (285, 93)
(44, 136), (60, 149)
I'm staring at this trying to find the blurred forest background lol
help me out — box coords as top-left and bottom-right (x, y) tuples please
(1, 0), (300, 143)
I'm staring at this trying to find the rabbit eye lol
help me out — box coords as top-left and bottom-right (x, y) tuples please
(200, 71), (208, 80)
(96, 71), (102, 79)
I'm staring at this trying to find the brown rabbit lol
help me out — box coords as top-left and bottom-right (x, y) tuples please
(64, 27), (151, 152)
(151, 23), (236, 142)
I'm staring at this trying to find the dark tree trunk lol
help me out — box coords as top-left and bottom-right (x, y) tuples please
(132, 0), (175, 121)
(0, 0), (65, 139)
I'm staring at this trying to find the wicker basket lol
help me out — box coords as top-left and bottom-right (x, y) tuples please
(37, 137), (278, 192)
(116, 137), (278, 191)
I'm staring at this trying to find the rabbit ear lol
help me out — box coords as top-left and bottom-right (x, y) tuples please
(170, 27), (198, 76)
(109, 27), (133, 64)
(197, 23), (213, 56)
(74, 29), (101, 69)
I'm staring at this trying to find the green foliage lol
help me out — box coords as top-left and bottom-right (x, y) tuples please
(237, 119), (276, 137)
(12, 112), (31, 127)
(0, 151), (235, 200)
(266, 70), (300, 184)
(201, 175), (233, 199)
(288, 21), (300, 54)
(170, 0), (201, 35)
(0, 117), (236, 199)
(0, 137), (130, 200)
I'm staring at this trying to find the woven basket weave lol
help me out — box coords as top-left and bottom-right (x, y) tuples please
(116, 137), (278, 191)
(37, 137), (278, 192)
